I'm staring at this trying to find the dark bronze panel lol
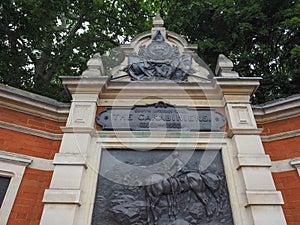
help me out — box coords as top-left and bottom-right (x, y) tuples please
(91, 150), (234, 225)
(96, 102), (226, 131)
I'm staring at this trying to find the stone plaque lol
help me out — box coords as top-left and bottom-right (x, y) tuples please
(91, 150), (234, 225)
(0, 176), (10, 208)
(96, 102), (226, 131)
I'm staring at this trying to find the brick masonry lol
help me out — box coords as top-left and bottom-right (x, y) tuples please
(0, 107), (65, 134)
(7, 168), (53, 225)
(259, 116), (300, 224)
(0, 106), (63, 224)
(1, 96), (300, 224)
(273, 171), (300, 225)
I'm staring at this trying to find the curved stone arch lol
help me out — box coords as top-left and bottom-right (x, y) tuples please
(166, 31), (198, 54)
(121, 30), (197, 54)
(121, 30), (152, 54)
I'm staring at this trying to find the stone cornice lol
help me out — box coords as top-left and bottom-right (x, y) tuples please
(60, 127), (96, 135)
(0, 121), (63, 140)
(98, 80), (224, 107)
(261, 129), (300, 142)
(214, 77), (262, 102)
(0, 85), (70, 122)
(0, 149), (54, 171)
(42, 189), (81, 205)
(271, 158), (295, 173)
(97, 131), (227, 149)
(253, 94), (300, 123)
(60, 76), (109, 100)
(0, 149), (32, 166)
(227, 128), (264, 138)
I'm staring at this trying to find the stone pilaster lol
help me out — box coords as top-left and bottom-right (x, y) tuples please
(40, 54), (108, 225)
(216, 55), (286, 225)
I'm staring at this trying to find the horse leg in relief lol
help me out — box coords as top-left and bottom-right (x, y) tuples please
(194, 191), (213, 216)
(146, 195), (154, 225)
(169, 180), (179, 219)
(152, 196), (161, 225)
(166, 194), (174, 221)
(173, 180), (180, 216)
(145, 191), (159, 225)
(190, 180), (213, 216)
(173, 192), (179, 217)
(183, 192), (191, 212)
(147, 202), (158, 225)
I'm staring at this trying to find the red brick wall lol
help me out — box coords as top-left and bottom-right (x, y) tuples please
(273, 171), (300, 225)
(259, 116), (300, 225)
(0, 128), (61, 159)
(0, 106), (65, 224)
(263, 136), (300, 161)
(0, 107), (64, 134)
(7, 168), (53, 225)
(259, 116), (300, 136)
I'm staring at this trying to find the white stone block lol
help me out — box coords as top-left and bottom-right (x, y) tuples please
(53, 153), (87, 167)
(236, 154), (271, 169)
(246, 190), (284, 206)
(43, 189), (81, 204)
(232, 135), (265, 154)
(60, 133), (91, 154)
(67, 103), (96, 127)
(250, 206), (287, 225)
(72, 93), (99, 102)
(50, 165), (85, 189)
(40, 204), (78, 225)
(242, 167), (276, 190)
(227, 104), (257, 129)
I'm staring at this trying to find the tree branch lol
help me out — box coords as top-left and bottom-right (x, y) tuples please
(68, 13), (85, 37)
(16, 38), (38, 65)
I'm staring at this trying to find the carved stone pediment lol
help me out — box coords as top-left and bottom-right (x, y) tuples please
(124, 30), (194, 82)
(106, 14), (213, 82)
(137, 30), (180, 61)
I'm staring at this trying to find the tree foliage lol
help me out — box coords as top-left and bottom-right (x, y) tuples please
(0, 0), (155, 101)
(0, 0), (299, 103)
(162, 0), (300, 103)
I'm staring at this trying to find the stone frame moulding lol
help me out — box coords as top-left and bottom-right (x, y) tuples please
(96, 130), (246, 224)
(0, 150), (32, 224)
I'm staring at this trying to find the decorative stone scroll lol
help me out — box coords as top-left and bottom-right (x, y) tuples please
(96, 102), (226, 131)
(123, 30), (194, 81)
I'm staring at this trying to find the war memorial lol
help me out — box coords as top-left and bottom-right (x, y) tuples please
(1, 14), (300, 225)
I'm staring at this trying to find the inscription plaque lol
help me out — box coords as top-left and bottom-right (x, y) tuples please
(91, 150), (234, 225)
(96, 102), (226, 131)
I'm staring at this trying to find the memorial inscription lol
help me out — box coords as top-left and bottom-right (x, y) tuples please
(96, 102), (226, 131)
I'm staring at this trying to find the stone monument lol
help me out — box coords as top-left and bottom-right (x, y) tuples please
(39, 13), (287, 225)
